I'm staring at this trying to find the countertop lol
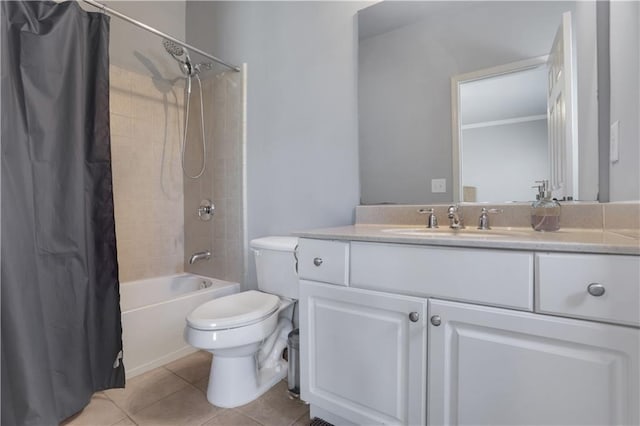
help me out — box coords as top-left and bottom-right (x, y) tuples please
(293, 225), (640, 255)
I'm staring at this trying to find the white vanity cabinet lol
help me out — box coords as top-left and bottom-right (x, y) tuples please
(299, 280), (428, 425)
(428, 299), (640, 426)
(297, 237), (640, 426)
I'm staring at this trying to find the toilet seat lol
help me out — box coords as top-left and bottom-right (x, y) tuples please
(187, 290), (279, 331)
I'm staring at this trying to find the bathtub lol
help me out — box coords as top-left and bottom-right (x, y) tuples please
(120, 273), (239, 378)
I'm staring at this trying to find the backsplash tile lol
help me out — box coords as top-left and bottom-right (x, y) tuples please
(356, 201), (640, 232)
(604, 202), (640, 231)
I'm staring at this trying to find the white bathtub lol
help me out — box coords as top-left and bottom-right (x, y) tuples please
(120, 273), (239, 378)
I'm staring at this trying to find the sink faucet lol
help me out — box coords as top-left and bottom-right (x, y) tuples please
(418, 208), (438, 228)
(447, 205), (464, 229)
(189, 250), (211, 265)
(477, 208), (503, 230)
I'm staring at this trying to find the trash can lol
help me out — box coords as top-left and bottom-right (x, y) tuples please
(287, 328), (300, 397)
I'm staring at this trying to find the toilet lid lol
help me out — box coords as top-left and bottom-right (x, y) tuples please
(186, 290), (280, 330)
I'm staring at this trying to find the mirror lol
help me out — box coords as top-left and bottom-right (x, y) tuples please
(453, 58), (550, 203)
(358, 1), (600, 204)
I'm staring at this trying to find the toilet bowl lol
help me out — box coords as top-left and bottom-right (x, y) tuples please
(184, 237), (299, 408)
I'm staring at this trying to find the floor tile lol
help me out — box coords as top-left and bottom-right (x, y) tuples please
(237, 381), (309, 426)
(62, 393), (128, 426)
(112, 417), (137, 426)
(105, 367), (190, 415)
(291, 410), (311, 426)
(201, 409), (262, 426)
(193, 376), (209, 394)
(130, 385), (223, 426)
(165, 350), (212, 384)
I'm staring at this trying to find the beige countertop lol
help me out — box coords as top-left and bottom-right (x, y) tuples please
(293, 225), (640, 255)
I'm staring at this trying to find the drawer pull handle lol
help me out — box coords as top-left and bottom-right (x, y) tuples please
(587, 283), (606, 297)
(313, 257), (323, 267)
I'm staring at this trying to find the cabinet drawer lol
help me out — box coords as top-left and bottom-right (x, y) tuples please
(350, 242), (534, 310)
(298, 239), (349, 286)
(536, 253), (640, 327)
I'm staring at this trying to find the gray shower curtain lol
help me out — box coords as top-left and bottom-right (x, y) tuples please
(1, 2), (125, 425)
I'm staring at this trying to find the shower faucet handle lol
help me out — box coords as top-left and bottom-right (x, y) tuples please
(197, 200), (214, 221)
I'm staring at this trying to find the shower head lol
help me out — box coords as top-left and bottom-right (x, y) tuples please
(162, 39), (186, 58)
(162, 38), (196, 78)
(161, 39), (212, 78)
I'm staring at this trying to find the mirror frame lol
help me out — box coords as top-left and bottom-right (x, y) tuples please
(451, 56), (549, 203)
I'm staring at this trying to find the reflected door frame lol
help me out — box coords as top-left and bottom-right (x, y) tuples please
(451, 56), (548, 203)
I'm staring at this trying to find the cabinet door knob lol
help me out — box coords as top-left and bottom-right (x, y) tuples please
(587, 283), (605, 297)
(313, 257), (323, 267)
(409, 312), (419, 322)
(430, 315), (441, 326)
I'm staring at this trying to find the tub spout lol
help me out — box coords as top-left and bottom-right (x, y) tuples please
(189, 250), (211, 264)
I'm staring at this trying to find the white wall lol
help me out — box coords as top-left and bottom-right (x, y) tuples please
(358, 1), (599, 204)
(186, 1), (364, 288)
(575, 1), (599, 201)
(609, 1), (640, 201)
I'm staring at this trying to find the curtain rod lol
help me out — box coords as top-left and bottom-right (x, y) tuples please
(81, 0), (240, 72)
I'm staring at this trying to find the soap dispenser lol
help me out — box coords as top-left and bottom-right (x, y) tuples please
(531, 180), (561, 232)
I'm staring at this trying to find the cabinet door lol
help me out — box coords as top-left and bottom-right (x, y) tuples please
(428, 299), (640, 426)
(300, 280), (427, 425)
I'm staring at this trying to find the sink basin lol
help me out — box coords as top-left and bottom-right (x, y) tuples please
(381, 227), (528, 238)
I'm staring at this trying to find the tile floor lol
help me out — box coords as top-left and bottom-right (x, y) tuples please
(62, 351), (310, 426)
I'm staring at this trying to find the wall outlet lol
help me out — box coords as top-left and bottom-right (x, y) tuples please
(431, 178), (446, 193)
(610, 121), (620, 163)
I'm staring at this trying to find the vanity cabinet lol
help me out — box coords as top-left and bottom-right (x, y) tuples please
(297, 237), (640, 426)
(299, 280), (427, 425)
(428, 299), (640, 426)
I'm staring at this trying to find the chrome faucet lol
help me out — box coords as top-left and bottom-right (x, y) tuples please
(189, 250), (211, 265)
(418, 208), (438, 228)
(477, 208), (503, 230)
(447, 205), (464, 229)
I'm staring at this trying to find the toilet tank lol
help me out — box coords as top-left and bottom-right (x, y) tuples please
(250, 236), (299, 300)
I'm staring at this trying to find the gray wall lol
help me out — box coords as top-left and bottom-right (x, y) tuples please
(359, 1), (599, 204)
(609, 1), (640, 201)
(462, 120), (548, 202)
(186, 2), (364, 288)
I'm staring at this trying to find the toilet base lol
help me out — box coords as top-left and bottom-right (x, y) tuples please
(206, 352), (288, 408)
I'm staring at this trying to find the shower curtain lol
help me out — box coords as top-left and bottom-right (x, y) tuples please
(1, 2), (125, 425)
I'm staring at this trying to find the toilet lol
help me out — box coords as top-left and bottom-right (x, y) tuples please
(184, 236), (298, 408)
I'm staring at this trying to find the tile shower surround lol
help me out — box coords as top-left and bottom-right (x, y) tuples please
(355, 201), (640, 232)
(183, 70), (244, 284)
(109, 64), (244, 284)
(110, 65), (185, 282)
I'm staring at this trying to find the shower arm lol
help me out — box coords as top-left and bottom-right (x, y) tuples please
(81, 0), (240, 72)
